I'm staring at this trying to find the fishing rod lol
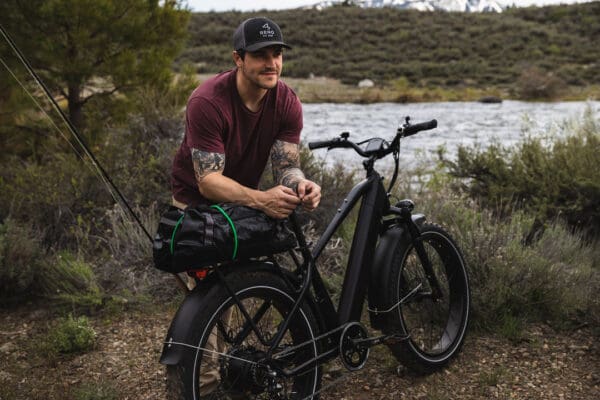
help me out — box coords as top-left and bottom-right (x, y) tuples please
(0, 23), (189, 293)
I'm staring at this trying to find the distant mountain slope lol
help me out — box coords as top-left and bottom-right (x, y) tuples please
(179, 2), (600, 89)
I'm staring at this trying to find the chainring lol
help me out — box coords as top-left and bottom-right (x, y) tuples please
(339, 322), (370, 371)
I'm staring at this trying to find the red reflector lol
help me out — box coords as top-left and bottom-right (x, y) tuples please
(190, 269), (208, 280)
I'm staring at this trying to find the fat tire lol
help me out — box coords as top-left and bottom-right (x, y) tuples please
(165, 269), (321, 399)
(383, 223), (470, 374)
(166, 365), (185, 400)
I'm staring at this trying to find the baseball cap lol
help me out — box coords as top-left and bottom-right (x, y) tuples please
(233, 17), (291, 53)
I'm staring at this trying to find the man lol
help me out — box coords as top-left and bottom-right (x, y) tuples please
(171, 17), (321, 217)
(170, 17), (321, 395)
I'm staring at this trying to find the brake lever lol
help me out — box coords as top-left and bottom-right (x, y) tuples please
(397, 116), (412, 138)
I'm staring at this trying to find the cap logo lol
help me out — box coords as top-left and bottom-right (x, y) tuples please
(259, 23), (275, 38)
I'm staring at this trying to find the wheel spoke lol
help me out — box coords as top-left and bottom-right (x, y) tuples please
(232, 299), (273, 346)
(190, 281), (319, 399)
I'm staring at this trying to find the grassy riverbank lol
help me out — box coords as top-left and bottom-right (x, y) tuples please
(283, 76), (600, 103)
(190, 74), (599, 104)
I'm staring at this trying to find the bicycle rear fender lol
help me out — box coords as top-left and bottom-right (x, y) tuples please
(368, 214), (425, 330)
(159, 261), (324, 366)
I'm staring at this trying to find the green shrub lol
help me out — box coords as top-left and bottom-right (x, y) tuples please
(102, 204), (156, 266)
(0, 151), (111, 248)
(39, 314), (96, 359)
(97, 203), (178, 298)
(414, 184), (599, 331)
(516, 66), (567, 100)
(444, 110), (600, 238)
(0, 218), (45, 303)
(38, 251), (103, 310)
(0, 221), (108, 308)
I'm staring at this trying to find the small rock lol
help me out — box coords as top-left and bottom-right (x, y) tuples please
(0, 342), (17, 354)
(478, 96), (502, 103)
(0, 370), (13, 382)
(358, 79), (374, 88)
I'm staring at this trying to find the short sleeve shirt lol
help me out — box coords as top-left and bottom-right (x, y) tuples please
(171, 69), (303, 206)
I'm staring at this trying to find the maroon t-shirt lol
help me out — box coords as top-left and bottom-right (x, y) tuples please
(171, 69), (303, 206)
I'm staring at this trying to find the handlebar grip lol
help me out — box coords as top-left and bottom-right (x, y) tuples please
(403, 119), (438, 136)
(308, 140), (334, 150)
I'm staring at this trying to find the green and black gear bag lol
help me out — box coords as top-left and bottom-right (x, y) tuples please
(152, 204), (297, 273)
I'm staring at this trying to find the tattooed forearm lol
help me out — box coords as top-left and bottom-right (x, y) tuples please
(270, 140), (305, 191)
(280, 169), (305, 192)
(191, 148), (225, 183)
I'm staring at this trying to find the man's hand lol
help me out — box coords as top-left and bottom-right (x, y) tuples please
(258, 185), (301, 219)
(297, 179), (321, 211)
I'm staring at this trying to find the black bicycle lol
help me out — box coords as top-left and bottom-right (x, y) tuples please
(161, 117), (471, 400)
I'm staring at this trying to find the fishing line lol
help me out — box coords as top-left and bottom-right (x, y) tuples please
(0, 23), (189, 292)
(0, 50), (131, 233)
(0, 56), (90, 172)
(0, 22), (151, 241)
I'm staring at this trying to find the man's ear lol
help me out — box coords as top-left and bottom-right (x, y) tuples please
(232, 51), (243, 67)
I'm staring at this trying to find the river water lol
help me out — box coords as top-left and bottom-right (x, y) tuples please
(301, 100), (599, 169)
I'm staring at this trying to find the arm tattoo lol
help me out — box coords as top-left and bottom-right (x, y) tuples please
(191, 148), (225, 183)
(270, 140), (305, 192)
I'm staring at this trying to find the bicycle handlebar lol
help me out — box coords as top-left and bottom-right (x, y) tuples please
(400, 119), (437, 137)
(308, 117), (438, 194)
(308, 137), (370, 156)
(307, 139), (338, 150)
(307, 117), (438, 159)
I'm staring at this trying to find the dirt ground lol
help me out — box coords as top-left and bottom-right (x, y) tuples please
(0, 304), (598, 400)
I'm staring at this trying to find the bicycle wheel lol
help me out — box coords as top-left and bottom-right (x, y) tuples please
(383, 223), (470, 373)
(166, 269), (321, 399)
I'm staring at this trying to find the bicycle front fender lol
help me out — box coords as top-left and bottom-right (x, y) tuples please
(368, 214), (425, 330)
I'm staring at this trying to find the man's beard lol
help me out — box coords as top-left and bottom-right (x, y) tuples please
(243, 66), (279, 90)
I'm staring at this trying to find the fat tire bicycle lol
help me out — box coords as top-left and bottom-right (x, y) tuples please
(161, 117), (471, 399)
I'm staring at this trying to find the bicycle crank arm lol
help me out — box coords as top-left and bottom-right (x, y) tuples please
(280, 346), (339, 378)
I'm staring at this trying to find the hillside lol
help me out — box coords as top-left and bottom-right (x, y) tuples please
(178, 2), (600, 98)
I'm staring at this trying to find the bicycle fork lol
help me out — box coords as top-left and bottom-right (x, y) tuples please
(397, 200), (444, 301)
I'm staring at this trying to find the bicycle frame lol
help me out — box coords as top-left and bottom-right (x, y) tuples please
(310, 171), (389, 326)
(208, 161), (406, 374)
